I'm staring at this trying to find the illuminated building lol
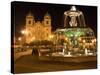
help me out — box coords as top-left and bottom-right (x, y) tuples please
(24, 12), (52, 43)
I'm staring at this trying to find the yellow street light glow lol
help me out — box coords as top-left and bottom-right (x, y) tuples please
(49, 35), (54, 39)
(91, 39), (96, 43)
(83, 40), (85, 43)
(78, 37), (81, 41)
(89, 43), (93, 45)
(18, 37), (21, 41)
(65, 37), (68, 41)
(91, 40), (94, 43)
(94, 39), (96, 42)
(21, 30), (29, 35)
(21, 30), (25, 34)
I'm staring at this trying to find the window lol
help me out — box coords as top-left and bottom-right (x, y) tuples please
(46, 28), (48, 31)
(28, 20), (31, 24)
(47, 33), (48, 37)
(46, 21), (49, 24)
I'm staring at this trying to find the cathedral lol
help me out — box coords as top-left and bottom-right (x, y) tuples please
(25, 12), (52, 43)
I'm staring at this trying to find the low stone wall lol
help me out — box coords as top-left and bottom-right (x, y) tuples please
(39, 55), (97, 63)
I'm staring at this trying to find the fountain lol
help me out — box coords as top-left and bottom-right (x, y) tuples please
(54, 6), (96, 56)
(64, 6), (86, 28)
(39, 6), (97, 62)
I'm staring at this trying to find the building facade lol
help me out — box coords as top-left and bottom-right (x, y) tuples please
(25, 12), (52, 43)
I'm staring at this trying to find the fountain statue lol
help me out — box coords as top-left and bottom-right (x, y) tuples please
(64, 6), (86, 27)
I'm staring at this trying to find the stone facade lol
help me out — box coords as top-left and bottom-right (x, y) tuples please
(25, 12), (52, 43)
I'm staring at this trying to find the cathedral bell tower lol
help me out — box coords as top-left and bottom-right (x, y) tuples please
(26, 11), (35, 26)
(43, 12), (52, 40)
(44, 12), (51, 26)
(25, 11), (35, 43)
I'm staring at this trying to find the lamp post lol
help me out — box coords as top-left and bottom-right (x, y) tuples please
(21, 29), (29, 44)
(49, 34), (54, 41)
(18, 37), (22, 45)
(21, 29), (29, 35)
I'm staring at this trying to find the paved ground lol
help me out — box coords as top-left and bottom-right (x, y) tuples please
(14, 55), (97, 74)
(14, 49), (32, 61)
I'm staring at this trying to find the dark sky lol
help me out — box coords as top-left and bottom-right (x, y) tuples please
(11, 1), (97, 38)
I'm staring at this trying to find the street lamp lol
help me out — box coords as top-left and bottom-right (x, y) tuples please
(94, 39), (96, 42)
(83, 40), (85, 43)
(49, 34), (54, 39)
(92, 39), (96, 43)
(18, 37), (22, 45)
(21, 29), (29, 44)
(78, 37), (81, 41)
(18, 37), (22, 41)
(21, 29), (28, 35)
(21, 30), (25, 34)
(65, 37), (68, 41)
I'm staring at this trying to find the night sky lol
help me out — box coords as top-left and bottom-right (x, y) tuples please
(11, 1), (97, 38)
